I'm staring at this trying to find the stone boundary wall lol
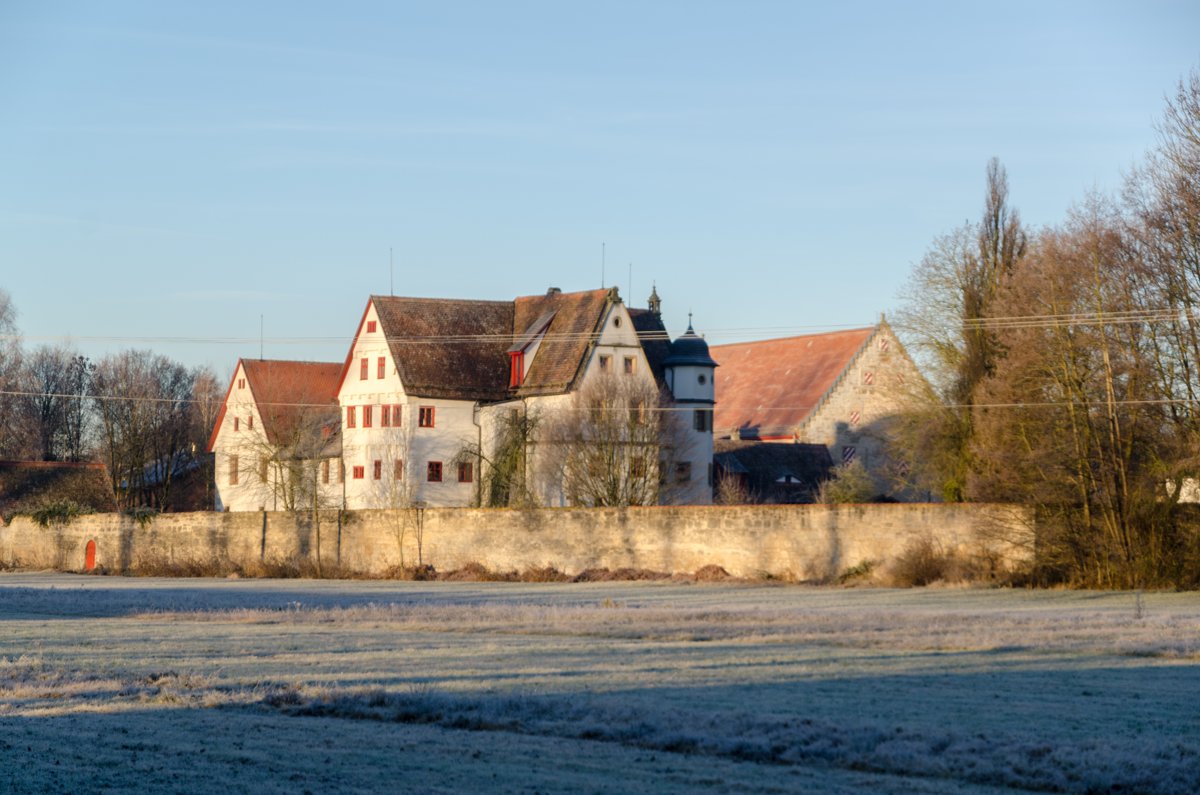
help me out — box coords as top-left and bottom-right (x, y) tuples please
(0, 504), (1033, 580)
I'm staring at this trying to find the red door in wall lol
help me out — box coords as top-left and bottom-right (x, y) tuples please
(84, 540), (96, 571)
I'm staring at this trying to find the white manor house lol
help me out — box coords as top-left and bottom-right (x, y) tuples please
(207, 286), (717, 511)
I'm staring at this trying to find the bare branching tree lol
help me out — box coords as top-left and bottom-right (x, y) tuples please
(21, 345), (92, 462)
(538, 374), (693, 507)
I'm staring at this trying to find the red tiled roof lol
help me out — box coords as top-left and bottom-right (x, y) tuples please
(206, 359), (342, 452)
(711, 328), (876, 439)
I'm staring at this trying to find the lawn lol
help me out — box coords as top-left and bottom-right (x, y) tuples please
(1, 573), (1197, 793)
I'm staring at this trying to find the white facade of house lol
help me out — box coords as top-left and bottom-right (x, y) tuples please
(211, 288), (716, 511)
(209, 361), (343, 512)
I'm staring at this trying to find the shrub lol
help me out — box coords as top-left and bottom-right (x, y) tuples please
(27, 500), (94, 528)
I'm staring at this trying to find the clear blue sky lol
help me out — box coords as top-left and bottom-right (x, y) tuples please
(2, 1), (1198, 375)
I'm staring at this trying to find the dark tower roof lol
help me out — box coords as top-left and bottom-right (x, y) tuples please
(663, 322), (718, 368)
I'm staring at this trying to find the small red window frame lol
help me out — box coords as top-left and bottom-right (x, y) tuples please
(359, 358), (368, 380)
(419, 406), (435, 428)
(378, 356), (386, 379)
(427, 461), (442, 482)
(346, 406), (356, 428)
(366, 320), (377, 333)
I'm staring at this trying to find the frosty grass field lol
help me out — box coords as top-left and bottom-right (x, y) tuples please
(1, 574), (1198, 794)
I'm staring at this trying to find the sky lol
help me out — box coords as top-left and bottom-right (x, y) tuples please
(2, 1), (1198, 376)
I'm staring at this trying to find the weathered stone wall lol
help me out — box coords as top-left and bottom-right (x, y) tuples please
(0, 503), (1032, 580)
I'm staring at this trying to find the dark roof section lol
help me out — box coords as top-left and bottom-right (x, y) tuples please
(0, 461), (118, 521)
(663, 324), (718, 368)
(369, 288), (617, 400)
(713, 440), (832, 504)
(373, 295), (514, 401)
(628, 308), (671, 386)
(711, 327), (876, 439)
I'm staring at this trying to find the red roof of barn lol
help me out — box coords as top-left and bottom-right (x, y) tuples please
(711, 327), (876, 440)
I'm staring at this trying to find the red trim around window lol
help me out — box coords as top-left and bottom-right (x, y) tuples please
(419, 406), (435, 428)
(427, 461), (442, 482)
(363, 405), (373, 428)
(378, 356), (386, 379)
(346, 406), (356, 428)
(359, 358), (368, 380)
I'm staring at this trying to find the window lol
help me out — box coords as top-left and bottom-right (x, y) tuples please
(427, 461), (442, 482)
(624, 356), (636, 375)
(613, 316), (622, 328)
(707, 463), (714, 486)
(322, 459), (330, 484)
(346, 406), (356, 428)
(373, 460), (382, 480)
(367, 320), (377, 333)
(394, 459), (404, 480)
(381, 404), (390, 427)
(676, 461), (692, 483)
(693, 409), (712, 432)
(258, 458), (268, 483)
(458, 461), (473, 483)
(233, 416), (240, 431)
(378, 356), (386, 379)
(238, 378), (245, 389)
(352, 465), (365, 480)
(392, 405), (403, 426)
(360, 358), (368, 380)
(630, 458), (646, 479)
(509, 351), (525, 388)
(419, 406), (435, 428)
(247, 416), (254, 430)
(229, 455), (239, 485)
(697, 374), (707, 385)
(363, 405), (373, 428)
(598, 354), (611, 372)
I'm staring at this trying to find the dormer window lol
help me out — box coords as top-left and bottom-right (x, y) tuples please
(509, 351), (525, 388)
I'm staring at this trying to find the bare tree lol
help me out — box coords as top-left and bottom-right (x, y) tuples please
(538, 374), (693, 507)
(460, 405), (541, 508)
(91, 350), (195, 510)
(0, 289), (32, 459)
(20, 345), (92, 462)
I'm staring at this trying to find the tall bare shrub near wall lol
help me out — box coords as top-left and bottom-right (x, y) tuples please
(893, 159), (1027, 501)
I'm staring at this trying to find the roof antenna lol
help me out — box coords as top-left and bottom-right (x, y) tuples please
(601, 242), (606, 288)
(259, 314), (264, 360)
(390, 247), (394, 296)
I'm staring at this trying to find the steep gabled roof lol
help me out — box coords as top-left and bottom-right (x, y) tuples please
(371, 295), (514, 401)
(711, 327), (876, 439)
(207, 359), (342, 452)
(512, 288), (611, 396)
(366, 288), (616, 401)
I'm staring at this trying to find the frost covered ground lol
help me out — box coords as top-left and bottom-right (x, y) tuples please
(1, 573), (1198, 794)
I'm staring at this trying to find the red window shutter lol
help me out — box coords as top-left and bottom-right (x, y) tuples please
(353, 465), (365, 479)
(322, 459), (330, 484)
(378, 356), (386, 379)
(234, 417), (239, 431)
(509, 351), (524, 387)
(367, 320), (377, 333)
(229, 455), (239, 485)
(373, 460), (382, 480)
(347, 406), (356, 428)
(394, 459), (404, 479)
(360, 358), (368, 380)
(381, 405), (390, 427)
(392, 405), (402, 426)
(363, 405), (372, 428)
